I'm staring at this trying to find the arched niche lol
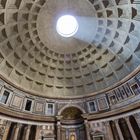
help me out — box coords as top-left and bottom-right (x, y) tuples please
(59, 107), (86, 140)
(58, 104), (86, 116)
(61, 107), (83, 121)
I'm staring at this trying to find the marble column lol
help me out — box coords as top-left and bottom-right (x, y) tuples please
(84, 120), (91, 140)
(125, 117), (137, 140)
(114, 120), (124, 140)
(133, 113), (140, 128)
(2, 121), (11, 140)
(57, 121), (61, 140)
(25, 125), (31, 140)
(56, 115), (62, 140)
(12, 123), (22, 140)
(105, 121), (114, 140)
(35, 126), (40, 140)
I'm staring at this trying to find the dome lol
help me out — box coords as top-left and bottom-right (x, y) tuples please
(0, 0), (140, 140)
(0, 0), (139, 99)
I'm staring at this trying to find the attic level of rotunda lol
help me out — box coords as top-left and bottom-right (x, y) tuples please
(0, 0), (140, 140)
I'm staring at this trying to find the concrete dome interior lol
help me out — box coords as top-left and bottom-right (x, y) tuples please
(0, 0), (139, 98)
(0, 0), (140, 140)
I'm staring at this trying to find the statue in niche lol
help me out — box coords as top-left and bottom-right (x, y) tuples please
(70, 134), (76, 140)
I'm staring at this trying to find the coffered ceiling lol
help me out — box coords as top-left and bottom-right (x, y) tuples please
(0, 0), (139, 98)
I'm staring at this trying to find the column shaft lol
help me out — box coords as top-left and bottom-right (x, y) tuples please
(134, 113), (140, 128)
(25, 125), (31, 140)
(12, 124), (21, 140)
(114, 120), (124, 140)
(84, 120), (91, 140)
(57, 122), (61, 140)
(105, 121), (114, 140)
(125, 117), (137, 140)
(35, 126), (40, 140)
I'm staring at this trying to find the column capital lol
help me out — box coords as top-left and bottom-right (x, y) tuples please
(114, 119), (119, 123)
(84, 119), (89, 124)
(57, 121), (61, 126)
(6, 121), (11, 126)
(104, 121), (110, 126)
(81, 113), (89, 119)
(26, 125), (31, 130)
(134, 112), (140, 118)
(124, 116), (129, 121)
(16, 123), (22, 128)
(56, 115), (63, 121)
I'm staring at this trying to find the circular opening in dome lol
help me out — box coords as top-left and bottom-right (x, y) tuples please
(56, 15), (78, 37)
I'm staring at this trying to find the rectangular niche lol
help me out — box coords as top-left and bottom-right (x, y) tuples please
(107, 91), (118, 105)
(87, 100), (97, 113)
(0, 90), (10, 104)
(123, 84), (133, 97)
(0, 88), (12, 105)
(45, 102), (55, 115)
(130, 83), (140, 95)
(24, 98), (33, 112)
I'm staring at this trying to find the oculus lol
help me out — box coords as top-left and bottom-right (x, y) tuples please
(56, 15), (78, 37)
